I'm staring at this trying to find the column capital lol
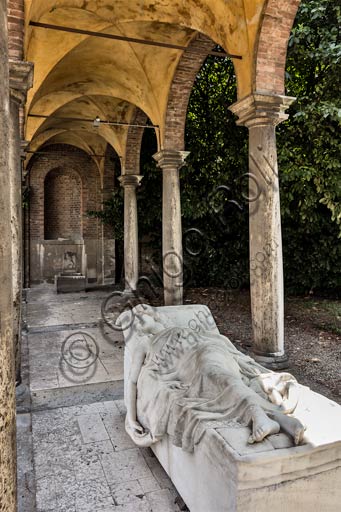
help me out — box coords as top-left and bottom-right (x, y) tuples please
(153, 150), (190, 171)
(229, 93), (296, 128)
(118, 174), (143, 188)
(9, 60), (34, 105)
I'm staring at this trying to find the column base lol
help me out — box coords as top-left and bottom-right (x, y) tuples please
(251, 351), (289, 371)
(122, 288), (141, 301)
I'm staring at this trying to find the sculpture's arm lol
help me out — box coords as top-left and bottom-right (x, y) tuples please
(126, 344), (147, 433)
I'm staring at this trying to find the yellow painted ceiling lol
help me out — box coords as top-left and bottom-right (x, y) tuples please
(24, 0), (266, 168)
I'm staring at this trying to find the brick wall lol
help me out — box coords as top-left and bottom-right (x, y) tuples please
(44, 168), (82, 240)
(254, 0), (300, 95)
(27, 144), (117, 283)
(8, 0), (24, 61)
(28, 144), (100, 240)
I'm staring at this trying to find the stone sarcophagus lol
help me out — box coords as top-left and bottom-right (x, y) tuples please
(118, 304), (341, 512)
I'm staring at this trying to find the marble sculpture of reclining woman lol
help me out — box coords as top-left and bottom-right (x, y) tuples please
(120, 305), (306, 452)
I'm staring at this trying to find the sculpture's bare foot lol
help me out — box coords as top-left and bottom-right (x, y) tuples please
(272, 413), (306, 445)
(248, 410), (280, 444)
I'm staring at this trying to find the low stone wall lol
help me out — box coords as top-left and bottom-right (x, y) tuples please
(30, 240), (84, 284)
(29, 238), (115, 285)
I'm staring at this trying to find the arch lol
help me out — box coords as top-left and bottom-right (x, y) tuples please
(253, 0), (300, 95)
(24, 1), (264, 120)
(25, 129), (107, 169)
(44, 167), (82, 240)
(27, 143), (112, 284)
(27, 95), (136, 158)
(162, 33), (215, 150)
(25, 1), (248, 65)
(123, 108), (149, 173)
(28, 143), (102, 239)
(26, 20), (195, 126)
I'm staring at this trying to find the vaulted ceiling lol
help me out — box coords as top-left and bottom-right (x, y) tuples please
(24, 0), (266, 168)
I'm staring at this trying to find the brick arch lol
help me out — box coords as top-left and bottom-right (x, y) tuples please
(28, 144), (101, 240)
(253, 0), (300, 95)
(124, 108), (149, 174)
(163, 33), (216, 150)
(44, 167), (82, 240)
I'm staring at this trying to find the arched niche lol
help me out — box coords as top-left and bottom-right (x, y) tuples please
(44, 167), (82, 240)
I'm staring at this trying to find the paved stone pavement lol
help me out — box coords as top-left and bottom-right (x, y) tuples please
(32, 400), (182, 512)
(25, 285), (125, 409)
(18, 285), (183, 512)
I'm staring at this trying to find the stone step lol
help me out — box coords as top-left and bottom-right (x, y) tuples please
(56, 274), (87, 293)
(30, 378), (124, 411)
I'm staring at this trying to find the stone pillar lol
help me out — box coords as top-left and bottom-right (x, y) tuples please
(102, 185), (116, 283)
(230, 93), (295, 369)
(118, 175), (143, 293)
(9, 60), (33, 385)
(153, 150), (189, 306)
(0, 2), (16, 509)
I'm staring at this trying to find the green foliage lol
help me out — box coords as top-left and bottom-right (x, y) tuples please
(181, 57), (250, 288)
(277, 0), (341, 293)
(182, 0), (341, 294)
(88, 188), (124, 241)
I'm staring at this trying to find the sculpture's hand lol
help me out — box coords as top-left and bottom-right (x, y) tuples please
(125, 416), (145, 436)
(125, 415), (156, 447)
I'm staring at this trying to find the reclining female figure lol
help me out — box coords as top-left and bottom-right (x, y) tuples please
(122, 306), (305, 452)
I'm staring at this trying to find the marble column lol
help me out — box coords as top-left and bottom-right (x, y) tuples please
(119, 175), (143, 293)
(230, 93), (295, 369)
(153, 150), (189, 306)
(9, 60), (33, 385)
(0, 2), (16, 509)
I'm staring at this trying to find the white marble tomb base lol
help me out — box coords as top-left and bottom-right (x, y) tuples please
(152, 388), (341, 512)
(123, 305), (341, 512)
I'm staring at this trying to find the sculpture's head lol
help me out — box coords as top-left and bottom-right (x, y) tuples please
(133, 304), (168, 336)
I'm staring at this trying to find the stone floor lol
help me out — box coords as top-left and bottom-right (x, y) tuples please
(18, 284), (183, 512)
(25, 285), (125, 410)
(32, 401), (180, 512)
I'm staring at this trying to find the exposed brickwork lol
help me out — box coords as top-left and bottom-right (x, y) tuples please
(7, 0), (24, 61)
(164, 33), (214, 150)
(124, 108), (148, 173)
(254, 0), (300, 95)
(28, 144), (101, 240)
(27, 144), (117, 283)
(44, 168), (82, 240)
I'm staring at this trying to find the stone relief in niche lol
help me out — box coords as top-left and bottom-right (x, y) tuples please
(63, 251), (77, 271)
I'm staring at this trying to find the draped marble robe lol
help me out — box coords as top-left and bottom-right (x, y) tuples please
(126, 325), (299, 452)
